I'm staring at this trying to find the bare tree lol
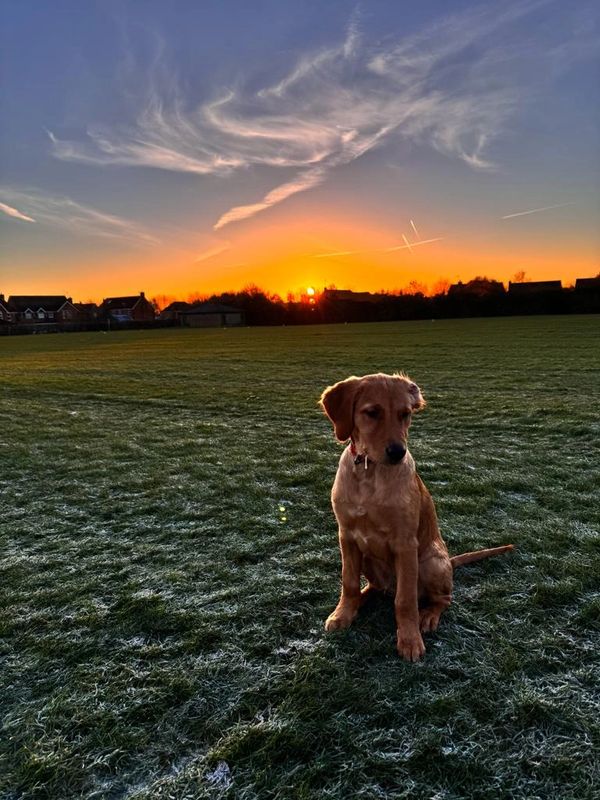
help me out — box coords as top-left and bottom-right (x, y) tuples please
(150, 294), (176, 312)
(431, 278), (451, 296)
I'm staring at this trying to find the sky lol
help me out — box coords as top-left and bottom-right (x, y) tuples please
(1, 0), (599, 302)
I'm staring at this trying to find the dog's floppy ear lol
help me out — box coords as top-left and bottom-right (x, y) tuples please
(408, 380), (426, 412)
(320, 377), (361, 442)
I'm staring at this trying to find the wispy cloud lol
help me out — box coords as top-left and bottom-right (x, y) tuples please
(0, 187), (159, 245)
(194, 242), (231, 262)
(0, 202), (36, 223)
(501, 202), (575, 219)
(48, 0), (589, 229)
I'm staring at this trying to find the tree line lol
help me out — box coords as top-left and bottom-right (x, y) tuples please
(153, 276), (600, 326)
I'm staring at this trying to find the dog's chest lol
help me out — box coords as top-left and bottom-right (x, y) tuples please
(332, 468), (418, 557)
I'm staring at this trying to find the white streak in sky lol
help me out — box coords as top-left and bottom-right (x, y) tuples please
(0, 186), (159, 245)
(194, 243), (231, 262)
(410, 219), (421, 240)
(386, 237), (443, 252)
(313, 237), (443, 258)
(314, 249), (358, 258)
(501, 202), (574, 219)
(0, 202), (36, 222)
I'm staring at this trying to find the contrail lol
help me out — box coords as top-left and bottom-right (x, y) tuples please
(314, 249), (357, 258)
(386, 237), (443, 252)
(410, 219), (421, 240)
(313, 236), (443, 258)
(501, 202), (574, 219)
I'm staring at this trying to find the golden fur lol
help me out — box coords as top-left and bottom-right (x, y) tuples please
(320, 373), (513, 661)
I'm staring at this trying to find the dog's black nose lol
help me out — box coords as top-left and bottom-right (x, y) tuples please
(386, 442), (406, 464)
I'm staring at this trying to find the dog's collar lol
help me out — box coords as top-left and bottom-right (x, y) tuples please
(349, 440), (371, 469)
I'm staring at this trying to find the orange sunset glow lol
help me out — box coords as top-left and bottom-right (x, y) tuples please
(3, 208), (597, 304)
(1, 1), (598, 303)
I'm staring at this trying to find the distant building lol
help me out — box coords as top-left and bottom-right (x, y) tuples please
(7, 295), (80, 325)
(574, 277), (600, 292)
(0, 294), (14, 324)
(100, 292), (155, 322)
(159, 301), (193, 322)
(448, 279), (505, 297)
(180, 302), (244, 327)
(322, 288), (384, 303)
(74, 302), (100, 321)
(574, 276), (600, 312)
(508, 280), (562, 294)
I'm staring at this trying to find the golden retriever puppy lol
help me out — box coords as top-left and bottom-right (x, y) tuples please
(320, 373), (513, 661)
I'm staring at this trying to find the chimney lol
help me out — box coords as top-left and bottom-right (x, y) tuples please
(0, 294), (4, 302)
(67, 297), (72, 304)
(140, 291), (145, 298)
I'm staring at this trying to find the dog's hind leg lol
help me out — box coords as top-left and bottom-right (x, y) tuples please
(418, 552), (453, 633)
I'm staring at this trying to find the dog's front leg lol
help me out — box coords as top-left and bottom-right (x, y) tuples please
(394, 544), (425, 661)
(325, 531), (362, 631)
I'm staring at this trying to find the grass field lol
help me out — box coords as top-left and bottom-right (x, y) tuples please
(1, 316), (599, 800)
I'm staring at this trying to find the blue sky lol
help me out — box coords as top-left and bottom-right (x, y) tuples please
(1, 0), (598, 299)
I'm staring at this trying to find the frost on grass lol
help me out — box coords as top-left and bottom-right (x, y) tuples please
(205, 760), (232, 790)
(1, 318), (599, 800)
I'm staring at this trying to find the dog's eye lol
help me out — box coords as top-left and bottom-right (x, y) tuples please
(364, 407), (380, 419)
(400, 411), (411, 422)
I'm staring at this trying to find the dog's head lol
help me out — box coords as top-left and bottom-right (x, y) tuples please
(319, 373), (426, 465)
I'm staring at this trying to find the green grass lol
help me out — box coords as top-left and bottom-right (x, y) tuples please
(1, 316), (599, 800)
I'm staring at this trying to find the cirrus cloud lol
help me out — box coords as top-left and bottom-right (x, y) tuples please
(48, 0), (593, 230)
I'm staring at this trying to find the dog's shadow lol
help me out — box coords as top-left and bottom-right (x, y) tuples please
(326, 589), (453, 658)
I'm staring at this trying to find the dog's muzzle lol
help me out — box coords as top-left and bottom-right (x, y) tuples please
(385, 442), (406, 464)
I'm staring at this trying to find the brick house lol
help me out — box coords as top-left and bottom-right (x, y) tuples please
(159, 301), (192, 322)
(100, 292), (155, 322)
(74, 302), (100, 321)
(7, 295), (81, 325)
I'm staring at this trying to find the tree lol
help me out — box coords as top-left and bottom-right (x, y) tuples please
(150, 294), (176, 312)
(186, 291), (207, 304)
(431, 278), (451, 296)
(405, 280), (427, 296)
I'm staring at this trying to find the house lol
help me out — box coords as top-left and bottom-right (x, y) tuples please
(74, 302), (100, 321)
(321, 289), (384, 303)
(0, 294), (14, 324)
(159, 301), (192, 322)
(574, 277), (600, 292)
(180, 302), (244, 327)
(508, 280), (562, 294)
(8, 295), (81, 325)
(574, 276), (600, 312)
(100, 292), (155, 322)
(448, 279), (505, 297)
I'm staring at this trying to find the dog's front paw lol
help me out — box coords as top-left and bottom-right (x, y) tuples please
(324, 608), (355, 631)
(396, 630), (426, 662)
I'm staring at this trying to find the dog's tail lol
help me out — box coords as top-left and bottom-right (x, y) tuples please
(451, 544), (514, 568)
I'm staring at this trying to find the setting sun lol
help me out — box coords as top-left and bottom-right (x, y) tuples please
(306, 287), (315, 296)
